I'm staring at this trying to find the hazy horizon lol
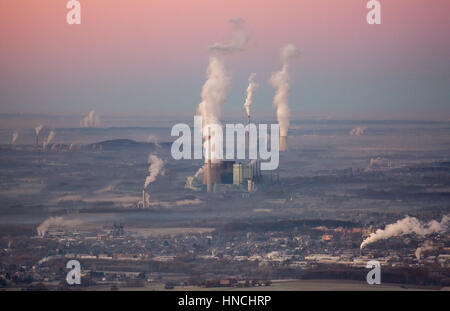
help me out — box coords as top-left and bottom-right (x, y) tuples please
(1, 0), (450, 121)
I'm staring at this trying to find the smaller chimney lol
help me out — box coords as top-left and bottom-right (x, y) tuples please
(206, 127), (212, 193)
(142, 189), (146, 208)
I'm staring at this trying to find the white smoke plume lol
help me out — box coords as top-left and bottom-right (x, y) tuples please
(208, 17), (249, 54)
(349, 126), (367, 136)
(144, 154), (165, 189)
(37, 216), (82, 237)
(147, 134), (161, 148)
(415, 240), (435, 260)
(198, 56), (230, 162)
(43, 130), (55, 148)
(360, 215), (449, 249)
(269, 44), (299, 137)
(243, 73), (258, 119)
(11, 131), (19, 144)
(198, 18), (249, 162)
(35, 124), (43, 136)
(80, 110), (100, 128)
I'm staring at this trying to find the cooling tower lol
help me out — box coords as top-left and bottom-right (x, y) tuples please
(280, 135), (288, 151)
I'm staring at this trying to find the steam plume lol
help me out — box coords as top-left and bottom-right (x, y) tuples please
(11, 131), (19, 144)
(37, 216), (82, 237)
(244, 73), (258, 119)
(360, 215), (449, 249)
(35, 124), (43, 136)
(350, 126), (367, 136)
(269, 44), (299, 136)
(144, 154), (165, 189)
(43, 130), (55, 148)
(80, 110), (100, 128)
(198, 18), (249, 161)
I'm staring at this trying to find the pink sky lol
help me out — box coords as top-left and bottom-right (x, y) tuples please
(1, 0), (449, 120)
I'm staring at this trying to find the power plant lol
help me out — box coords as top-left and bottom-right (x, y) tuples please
(185, 159), (266, 193)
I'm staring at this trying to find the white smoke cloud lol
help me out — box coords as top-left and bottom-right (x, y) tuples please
(144, 154), (165, 189)
(80, 110), (100, 128)
(208, 17), (249, 54)
(198, 56), (230, 162)
(37, 216), (82, 237)
(415, 240), (435, 261)
(269, 44), (299, 137)
(360, 215), (449, 249)
(198, 18), (249, 162)
(243, 73), (258, 118)
(35, 124), (43, 136)
(349, 126), (367, 136)
(43, 130), (56, 148)
(11, 131), (19, 144)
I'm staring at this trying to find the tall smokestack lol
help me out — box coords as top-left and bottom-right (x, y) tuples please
(198, 18), (249, 166)
(206, 127), (212, 193)
(360, 214), (449, 250)
(142, 189), (146, 208)
(246, 115), (250, 151)
(11, 131), (19, 144)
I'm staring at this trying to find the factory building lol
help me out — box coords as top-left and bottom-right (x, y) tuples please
(233, 160), (261, 186)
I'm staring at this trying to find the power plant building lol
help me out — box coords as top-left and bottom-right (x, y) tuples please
(186, 160), (263, 193)
(233, 160), (261, 186)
